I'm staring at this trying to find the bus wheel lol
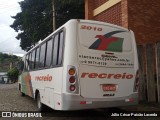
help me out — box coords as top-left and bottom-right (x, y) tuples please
(19, 84), (25, 96)
(37, 92), (45, 112)
(21, 92), (25, 96)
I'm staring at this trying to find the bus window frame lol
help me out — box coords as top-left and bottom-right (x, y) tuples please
(24, 55), (28, 71)
(44, 37), (54, 68)
(39, 42), (47, 69)
(31, 49), (36, 70)
(23, 28), (65, 72)
(51, 29), (65, 68)
(35, 46), (40, 70)
(58, 31), (65, 65)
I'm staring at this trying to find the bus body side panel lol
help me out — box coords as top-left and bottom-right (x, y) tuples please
(61, 20), (79, 94)
(59, 20), (81, 110)
(19, 67), (63, 110)
(130, 30), (139, 72)
(20, 71), (34, 98)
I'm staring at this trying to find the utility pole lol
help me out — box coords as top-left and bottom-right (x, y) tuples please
(52, 0), (56, 31)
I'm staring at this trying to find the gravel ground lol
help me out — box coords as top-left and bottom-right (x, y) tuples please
(0, 83), (160, 120)
(0, 83), (107, 120)
(0, 83), (18, 90)
(0, 83), (37, 111)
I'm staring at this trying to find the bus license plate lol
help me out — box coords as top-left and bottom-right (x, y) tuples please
(102, 84), (116, 91)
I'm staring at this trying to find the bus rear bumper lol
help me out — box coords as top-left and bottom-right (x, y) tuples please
(61, 93), (138, 110)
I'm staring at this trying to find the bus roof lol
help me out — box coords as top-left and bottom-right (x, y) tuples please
(25, 19), (129, 55)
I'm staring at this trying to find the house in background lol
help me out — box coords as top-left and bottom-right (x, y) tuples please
(0, 72), (8, 84)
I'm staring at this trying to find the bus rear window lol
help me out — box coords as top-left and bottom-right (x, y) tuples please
(78, 24), (132, 53)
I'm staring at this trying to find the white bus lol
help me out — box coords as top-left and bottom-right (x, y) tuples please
(18, 19), (139, 111)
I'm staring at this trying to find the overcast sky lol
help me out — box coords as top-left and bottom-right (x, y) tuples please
(0, 0), (26, 56)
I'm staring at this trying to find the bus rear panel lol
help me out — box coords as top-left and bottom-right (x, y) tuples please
(61, 20), (138, 110)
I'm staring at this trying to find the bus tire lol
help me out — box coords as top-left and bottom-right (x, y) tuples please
(19, 84), (25, 96)
(37, 92), (45, 112)
(21, 92), (25, 96)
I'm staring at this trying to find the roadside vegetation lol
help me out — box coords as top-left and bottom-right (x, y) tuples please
(7, 67), (19, 83)
(0, 52), (20, 72)
(0, 52), (20, 83)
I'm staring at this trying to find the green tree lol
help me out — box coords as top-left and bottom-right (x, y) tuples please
(7, 67), (19, 83)
(55, 0), (85, 28)
(10, 0), (53, 51)
(10, 0), (84, 51)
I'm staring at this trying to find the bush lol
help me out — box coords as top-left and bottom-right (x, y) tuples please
(7, 67), (19, 83)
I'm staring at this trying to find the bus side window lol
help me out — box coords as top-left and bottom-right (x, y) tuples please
(28, 52), (32, 70)
(58, 31), (64, 65)
(25, 54), (29, 71)
(35, 47), (40, 69)
(52, 34), (59, 66)
(31, 50), (36, 70)
(39, 43), (46, 68)
(45, 39), (53, 67)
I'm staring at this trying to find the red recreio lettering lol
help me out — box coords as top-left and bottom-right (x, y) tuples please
(35, 74), (52, 81)
(81, 73), (89, 78)
(98, 74), (107, 78)
(114, 74), (122, 79)
(81, 72), (134, 79)
(88, 73), (98, 78)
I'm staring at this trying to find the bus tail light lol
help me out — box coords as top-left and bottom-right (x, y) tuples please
(67, 66), (79, 94)
(69, 76), (76, 83)
(133, 70), (139, 92)
(69, 68), (75, 75)
(70, 85), (76, 91)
